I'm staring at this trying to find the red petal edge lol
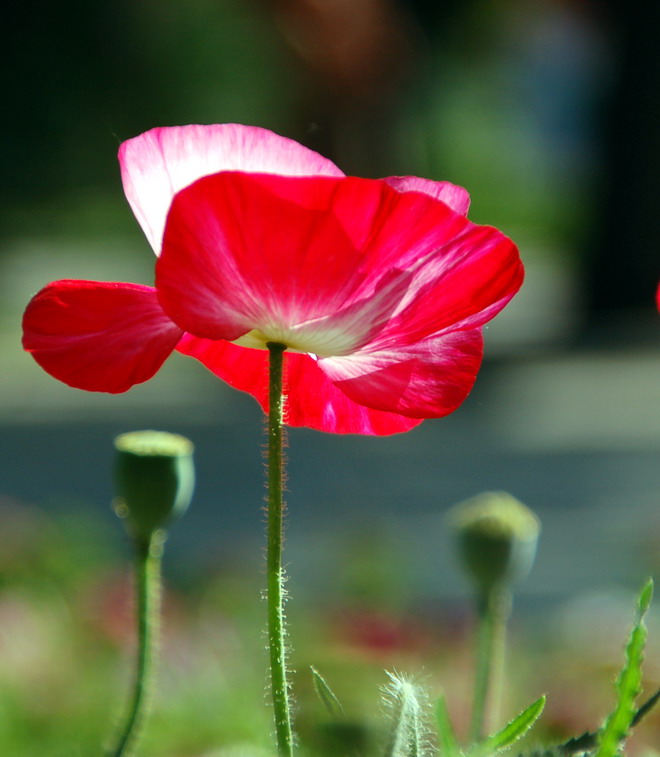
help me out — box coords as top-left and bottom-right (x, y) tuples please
(22, 280), (183, 393)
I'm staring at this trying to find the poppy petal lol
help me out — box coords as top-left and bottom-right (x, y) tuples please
(119, 124), (344, 253)
(384, 176), (470, 216)
(318, 328), (484, 417)
(157, 172), (498, 351)
(176, 335), (423, 435)
(22, 281), (183, 393)
(284, 351), (424, 434)
(176, 334), (270, 408)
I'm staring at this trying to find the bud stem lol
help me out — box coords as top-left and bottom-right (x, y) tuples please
(469, 585), (511, 743)
(266, 342), (294, 757)
(108, 532), (163, 757)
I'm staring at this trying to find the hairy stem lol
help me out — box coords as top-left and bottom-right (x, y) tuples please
(266, 342), (294, 757)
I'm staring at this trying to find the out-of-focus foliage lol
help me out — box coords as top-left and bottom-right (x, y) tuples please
(0, 497), (657, 756)
(2, 0), (300, 205)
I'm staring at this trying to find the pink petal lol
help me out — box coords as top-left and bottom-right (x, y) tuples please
(119, 124), (344, 253)
(22, 281), (183, 393)
(383, 176), (471, 216)
(176, 335), (423, 435)
(318, 329), (484, 417)
(157, 172), (503, 349)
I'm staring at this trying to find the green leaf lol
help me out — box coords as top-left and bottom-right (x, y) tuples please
(631, 686), (660, 728)
(467, 695), (546, 757)
(435, 694), (463, 757)
(310, 666), (344, 717)
(594, 579), (653, 757)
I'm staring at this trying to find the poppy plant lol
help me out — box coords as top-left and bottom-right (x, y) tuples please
(22, 124), (525, 757)
(22, 124), (523, 435)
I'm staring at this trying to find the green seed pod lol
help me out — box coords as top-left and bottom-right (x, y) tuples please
(113, 430), (194, 543)
(449, 491), (540, 595)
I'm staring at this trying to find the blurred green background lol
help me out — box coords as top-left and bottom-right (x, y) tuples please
(1, 1), (660, 754)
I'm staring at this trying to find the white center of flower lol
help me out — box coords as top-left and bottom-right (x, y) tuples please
(232, 323), (359, 358)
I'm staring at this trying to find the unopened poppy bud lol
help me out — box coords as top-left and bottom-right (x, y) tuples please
(113, 430), (194, 542)
(449, 491), (540, 595)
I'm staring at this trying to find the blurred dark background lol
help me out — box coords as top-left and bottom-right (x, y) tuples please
(2, 0), (660, 608)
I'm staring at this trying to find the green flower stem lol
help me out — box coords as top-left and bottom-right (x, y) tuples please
(266, 342), (294, 757)
(469, 585), (511, 744)
(108, 532), (164, 757)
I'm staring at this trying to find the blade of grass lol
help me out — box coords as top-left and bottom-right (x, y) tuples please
(467, 695), (546, 757)
(435, 694), (462, 757)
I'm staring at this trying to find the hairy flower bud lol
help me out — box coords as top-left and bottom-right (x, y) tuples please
(113, 430), (194, 542)
(449, 491), (540, 594)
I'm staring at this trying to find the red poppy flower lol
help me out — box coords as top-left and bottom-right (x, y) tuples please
(22, 125), (523, 435)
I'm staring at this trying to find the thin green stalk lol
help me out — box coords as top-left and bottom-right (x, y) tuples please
(469, 586), (511, 743)
(266, 341), (294, 757)
(108, 532), (163, 757)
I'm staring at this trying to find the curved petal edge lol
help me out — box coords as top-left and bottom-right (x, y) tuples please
(22, 280), (183, 393)
(119, 123), (344, 253)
